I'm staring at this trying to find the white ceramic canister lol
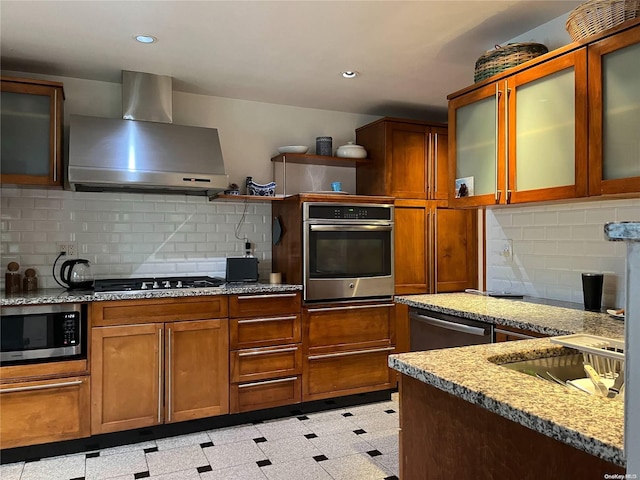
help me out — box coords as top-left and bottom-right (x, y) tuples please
(336, 141), (367, 159)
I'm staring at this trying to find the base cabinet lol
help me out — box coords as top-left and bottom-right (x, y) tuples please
(229, 292), (303, 413)
(0, 376), (90, 449)
(399, 374), (624, 479)
(90, 298), (229, 435)
(303, 303), (396, 401)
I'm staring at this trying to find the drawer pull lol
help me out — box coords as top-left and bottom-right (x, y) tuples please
(237, 315), (297, 325)
(308, 346), (394, 360)
(238, 346), (298, 357)
(307, 304), (394, 313)
(238, 347), (298, 357)
(238, 376), (298, 389)
(239, 293), (298, 300)
(0, 380), (82, 393)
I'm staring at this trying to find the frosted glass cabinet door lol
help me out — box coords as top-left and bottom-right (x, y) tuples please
(588, 26), (640, 195)
(448, 81), (504, 206)
(0, 79), (63, 186)
(507, 48), (588, 203)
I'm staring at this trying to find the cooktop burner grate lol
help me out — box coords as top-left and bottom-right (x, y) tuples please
(93, 276), (225, 293)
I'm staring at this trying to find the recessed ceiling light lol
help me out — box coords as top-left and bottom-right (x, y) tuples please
(135, 34), (157, 44)
(341, 71), (359, 79)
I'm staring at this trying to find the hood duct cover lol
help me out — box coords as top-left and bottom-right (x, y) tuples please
(67, 71), (228, 196)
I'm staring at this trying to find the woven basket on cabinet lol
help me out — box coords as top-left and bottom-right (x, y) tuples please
(473, 43), (549, 83)
(566, 0), (640, 41)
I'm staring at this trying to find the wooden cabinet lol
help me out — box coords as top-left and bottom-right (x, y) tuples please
(356, 117), (448, 200)
(399, 374), (624, 479)
(303, 303), (396, 401)
(0, 375), (90, 449)
(494, 324), (549, 343)
(394, 200), (478, 295)
(356, 117), (478, 295)
(229, 292), (303, 413)
(588, 23), (640, 195)
(1, 76), (64, 186)
(90, 298), (229, 434)
(448, 49), (588, 207)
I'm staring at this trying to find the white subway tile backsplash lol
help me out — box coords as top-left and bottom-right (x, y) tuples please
(488, 197), (640, 308)
(1, 187), (273, 288)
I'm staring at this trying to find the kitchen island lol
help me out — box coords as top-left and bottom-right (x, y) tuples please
(391, 293), (626, 479)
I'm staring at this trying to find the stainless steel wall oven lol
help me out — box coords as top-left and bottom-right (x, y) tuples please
(303, 202), (394, 302)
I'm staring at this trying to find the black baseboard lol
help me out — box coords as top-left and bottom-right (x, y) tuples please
(1, 389), (395, 464)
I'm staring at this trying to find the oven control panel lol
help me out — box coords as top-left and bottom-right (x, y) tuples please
(306, 204), (392, 221)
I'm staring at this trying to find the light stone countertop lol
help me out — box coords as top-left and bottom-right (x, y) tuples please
(0, 283), (303, 307)
(390, 293), (626, 466)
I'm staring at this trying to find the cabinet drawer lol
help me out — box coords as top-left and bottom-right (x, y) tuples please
(229, 292), (301, 318)
(0, 375), (90, 448)
(304, 347), (395, 401)
(304, 303), (395, 352)
(230, 314), (301, 349)
(230, 376), (301, 413)
(230, 344), (302, 383)
(91, 296), (228, 326)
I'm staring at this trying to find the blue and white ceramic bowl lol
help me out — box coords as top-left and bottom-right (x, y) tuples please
(247, 180), (276, 197)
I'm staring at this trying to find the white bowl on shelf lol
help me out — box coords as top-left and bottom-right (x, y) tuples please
(336, 141), (367, 159)
(277, 145), (309, 154)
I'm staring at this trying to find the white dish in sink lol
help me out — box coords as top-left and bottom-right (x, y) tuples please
(567, 377), (615, 395)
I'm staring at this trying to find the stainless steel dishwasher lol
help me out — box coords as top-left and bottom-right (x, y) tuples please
(409, 308), (493, 351)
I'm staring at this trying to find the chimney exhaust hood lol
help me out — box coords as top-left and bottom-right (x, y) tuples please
(67, 71), (229, 196)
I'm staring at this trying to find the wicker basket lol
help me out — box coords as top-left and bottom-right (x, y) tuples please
(474, 43), (549, 83)
(566, 0), (640, 41)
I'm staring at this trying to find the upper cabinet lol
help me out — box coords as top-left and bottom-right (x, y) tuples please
(588, 25), (640, 195)
(448, 49), (588, 207)
(0, 76), (65, 187)
(448, 19), (640, 207)
(355, 117), (448, 200)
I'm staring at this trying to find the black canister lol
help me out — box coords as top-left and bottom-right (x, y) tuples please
(581, 273), (604, 311)
(316, 136), (333, 156)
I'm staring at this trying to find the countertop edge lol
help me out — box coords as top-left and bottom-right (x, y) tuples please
(0, 284), (303, 306)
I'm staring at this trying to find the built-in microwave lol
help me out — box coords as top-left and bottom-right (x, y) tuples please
(303, 202), (394, 302)
(0, 303), (86, 365)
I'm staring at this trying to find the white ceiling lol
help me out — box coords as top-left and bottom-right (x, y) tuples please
(1, 0), (581, 120)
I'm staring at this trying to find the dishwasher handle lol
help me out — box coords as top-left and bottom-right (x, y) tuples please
(409, 312), (490, 337)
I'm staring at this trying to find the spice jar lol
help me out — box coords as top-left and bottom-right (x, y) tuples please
(23, 268), (38, 293)
(5, 262), (22, 294)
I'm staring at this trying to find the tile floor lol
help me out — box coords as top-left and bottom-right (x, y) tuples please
(0, 396), (399, 480)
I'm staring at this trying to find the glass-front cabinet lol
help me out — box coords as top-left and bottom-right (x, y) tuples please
(588, 25), (640, 195)
(448, 49), (588, 207)
(0, 77), (64, 186)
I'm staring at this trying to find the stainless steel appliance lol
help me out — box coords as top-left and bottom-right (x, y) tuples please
(93, 275), (224, 294)
(303, 202), (394, 302)
(409, 308), (493, 351)
(0, 304), (85, 364)
(67, 71), (229, 196)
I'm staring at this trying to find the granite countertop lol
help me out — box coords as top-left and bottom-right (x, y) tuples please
(390, 293), (626, 466)
(0, 283), (303, 306)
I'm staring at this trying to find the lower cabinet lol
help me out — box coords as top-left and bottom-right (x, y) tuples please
(0, 375), (90, 449)
(91, 319), (228, 434)
(228, 292), (303, 413)
(303, 303), (396, 401)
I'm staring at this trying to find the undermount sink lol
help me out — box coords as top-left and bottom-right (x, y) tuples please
(500, 352), (586, 383)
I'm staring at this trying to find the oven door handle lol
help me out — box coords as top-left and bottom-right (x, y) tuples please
(410, 312), (490, 337)
(309, 225), (393, 232)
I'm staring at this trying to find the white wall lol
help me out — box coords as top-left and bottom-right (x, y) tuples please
(486, 198), (640, 308)
(0, 71), (380, 288)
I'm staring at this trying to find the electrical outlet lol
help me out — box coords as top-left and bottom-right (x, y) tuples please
(58, 242), (77, 257)
(501, 239), (513, 260)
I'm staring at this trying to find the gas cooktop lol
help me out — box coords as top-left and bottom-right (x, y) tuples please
(93, 276), (225, 294)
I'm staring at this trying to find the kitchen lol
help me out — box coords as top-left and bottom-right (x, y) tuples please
(1, 1), (640, 479)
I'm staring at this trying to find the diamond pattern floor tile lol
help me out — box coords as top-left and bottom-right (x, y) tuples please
(202, 439), (267, 471)
(261, 457), (334, 480)
(20, 454), (85, 480)
(85, 450), (148, 480)
(145, 444), (209, 476)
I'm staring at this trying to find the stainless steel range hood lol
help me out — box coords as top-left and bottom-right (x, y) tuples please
(67, 71), (229, 196)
